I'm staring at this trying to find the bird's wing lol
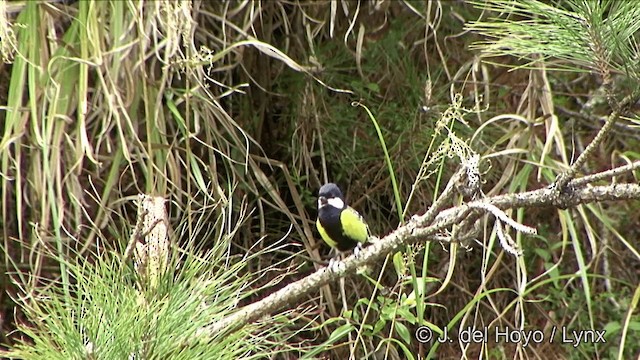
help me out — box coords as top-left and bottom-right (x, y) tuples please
(340, 206), (369, 243)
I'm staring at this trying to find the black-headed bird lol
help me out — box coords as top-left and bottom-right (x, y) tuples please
(316, 183), (369, 260)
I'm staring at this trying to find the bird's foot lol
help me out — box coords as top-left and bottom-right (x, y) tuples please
(327, 257), (346, 273)
(353, 242), (365, 258)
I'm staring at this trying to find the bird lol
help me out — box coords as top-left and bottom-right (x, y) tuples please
(316, 183), (369, 260)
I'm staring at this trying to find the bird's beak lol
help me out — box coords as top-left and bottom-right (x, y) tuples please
(318, 196), (327, 208)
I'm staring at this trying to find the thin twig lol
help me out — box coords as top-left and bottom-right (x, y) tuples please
(418, 166), (466, 226)
(570, 161), (640, 188)
(555, 94), (637, 190)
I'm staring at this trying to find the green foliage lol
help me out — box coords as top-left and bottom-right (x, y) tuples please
(6, 255), (247, 359)
(468, 0), (640, 79)
(3, 195), (300, 359)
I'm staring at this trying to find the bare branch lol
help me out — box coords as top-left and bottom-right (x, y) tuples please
(495, 220), (522, 257)
(570, 161), (640, 187)
(468, 202), (536, 236)
(201, 181), (640, 338)
(554, 94), (637, 190)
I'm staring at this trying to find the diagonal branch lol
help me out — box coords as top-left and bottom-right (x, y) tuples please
(554, 94), (637, 190)
(202, 179), (640, 338)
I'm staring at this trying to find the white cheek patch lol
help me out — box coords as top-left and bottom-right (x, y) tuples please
(327, 197), (344, 209)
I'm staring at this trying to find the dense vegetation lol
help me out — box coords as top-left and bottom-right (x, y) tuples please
(1, 1), (639, 359)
